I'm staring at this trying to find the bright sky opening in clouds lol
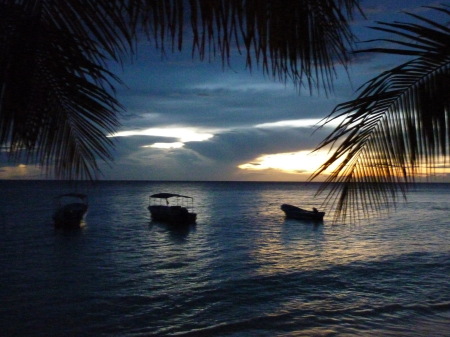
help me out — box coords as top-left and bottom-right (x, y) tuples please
(254, 118), (345, 129)
(238, 150), (335, 175)
(109, 127), (214, 142)
(255, 119), (323, 128)
(144, 142), (184, 149)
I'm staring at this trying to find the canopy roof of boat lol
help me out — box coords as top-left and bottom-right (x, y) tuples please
(55, 193), (87, 199)
(150, 193), (193, 199)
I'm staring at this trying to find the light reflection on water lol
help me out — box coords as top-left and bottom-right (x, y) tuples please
(0, 181), (449, 336)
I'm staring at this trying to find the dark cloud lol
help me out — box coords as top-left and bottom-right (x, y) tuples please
(116, 72), (338, 132)
(188, 126), (328, 164)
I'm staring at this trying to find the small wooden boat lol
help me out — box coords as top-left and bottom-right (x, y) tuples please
(148, 193), (197, 225)
(53, 193), (88, 228)
(281, 204), (325, 221)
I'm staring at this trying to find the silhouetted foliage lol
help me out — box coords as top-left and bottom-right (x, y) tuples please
(0, 0), (360, 179)
(312, 6), (450, 222)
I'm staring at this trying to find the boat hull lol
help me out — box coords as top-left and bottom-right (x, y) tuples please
(53, 203), (88, 228)
(281, 204), (325, 221)
(148, 205), (197, 225)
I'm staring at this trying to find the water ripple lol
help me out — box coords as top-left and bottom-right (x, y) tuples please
(0, 181), (449, 336)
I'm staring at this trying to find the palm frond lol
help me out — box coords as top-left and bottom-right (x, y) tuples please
(312, 6), (450, 223)
(0, 1), (124, 179)
(0, 0), (362, 179)
(135, 0), (361, 94)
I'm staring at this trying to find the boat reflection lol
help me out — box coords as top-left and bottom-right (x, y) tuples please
(283, 218), (324, 227)
(149, 220), (196, 243)
(54, 220), (88, 232)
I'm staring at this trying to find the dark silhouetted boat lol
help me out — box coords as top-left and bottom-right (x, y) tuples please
(148, 193), (197, 225)
(53, 193), (88, 228)
(281, 204), (325, 221)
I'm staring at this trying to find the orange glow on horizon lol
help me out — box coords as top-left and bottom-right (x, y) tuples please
(238, 150), (335, 175)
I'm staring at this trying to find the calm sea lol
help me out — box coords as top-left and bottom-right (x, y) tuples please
(0, 180), (449, 336)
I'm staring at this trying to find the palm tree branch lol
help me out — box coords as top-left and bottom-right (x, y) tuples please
(136, 0), (362, 93)
(1, 3), (122, 179)
(312, 7), (450, 222)
(1, 0), (364, 179)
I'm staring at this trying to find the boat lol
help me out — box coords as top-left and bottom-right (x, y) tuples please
(281, 204), (325, 221)
(148, 193), (197, 225)
(53, 193), (88, 228)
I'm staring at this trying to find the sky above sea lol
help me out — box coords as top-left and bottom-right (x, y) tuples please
(1, 0), (449, 181)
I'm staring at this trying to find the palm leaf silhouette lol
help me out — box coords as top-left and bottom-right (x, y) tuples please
(0, 1), (130, 179)
(135, 0), (361, 93)
(1, 0), (361, 179)
(312, 6), (450, 222)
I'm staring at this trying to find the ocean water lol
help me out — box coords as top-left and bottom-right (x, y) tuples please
(0, 180), (449, 337)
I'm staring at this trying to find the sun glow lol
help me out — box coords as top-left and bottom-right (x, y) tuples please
(239, 150), (450, 180)
(143, 142), (184, 149)
(238, 150), (333, 174)
(0, 164), (44, 179)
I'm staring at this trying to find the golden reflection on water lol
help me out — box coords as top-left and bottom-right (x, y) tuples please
(247, 218), (409, 277)
(249, 223), (325, 276)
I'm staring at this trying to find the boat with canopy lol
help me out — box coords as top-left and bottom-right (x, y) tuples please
(148, 193), (197, 225)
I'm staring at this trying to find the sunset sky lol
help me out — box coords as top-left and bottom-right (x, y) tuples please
(1, 0), (448, 181)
